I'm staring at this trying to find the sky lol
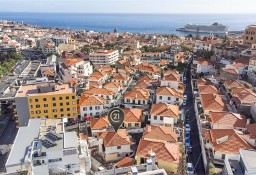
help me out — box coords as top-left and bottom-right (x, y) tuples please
(0, 0), (256, 14)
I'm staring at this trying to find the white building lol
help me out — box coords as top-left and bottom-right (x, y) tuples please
(140, 52), (162, 65)
(155, 86), (182, 105)
(59, 58), (93, 82)
(97, 130), (134, 163)
(89, 50), (119, 65)
(149, 103), (180, 127)
(160, 70), (181, 89)
(42, 42), (57, 55)
(196, 60), (214, 74)
(79, 95), (105, 117)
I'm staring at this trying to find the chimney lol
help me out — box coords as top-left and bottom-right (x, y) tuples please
(247, 118), (250, 125)
(149, 152), (156, 170)
(131, 167), (138, 175)
(147, 125), (151, 133)
(146, 159), (153, 171)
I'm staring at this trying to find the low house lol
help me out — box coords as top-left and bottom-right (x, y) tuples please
(78, 95), (105, 118)
(150, 103), (179, 127)
(104, 82), (122, 93)
(155, 86), (183, 105)
(111, 73), (131, 86)
(124, 88), (150, 109)
(223, 80), (245, 92)
(90, 116), (111, 137)
(203, 129), (253, 163)
(97, 130), (134, 163)
(231, 88), (256, 114)
(116, 157), (135, 168)
(209, 112), (247, 130)
(200, 94), (229, 115)
(160, 70), (181, 89)
(136, 138), (181, 174)
(198, 85), (219, 95)
(196, 60), (214, 74)
(133, 62), (160, 75)
(122, 108), (144, 129)
(220, 68), (239, 81)
(143, 124), (178, 142)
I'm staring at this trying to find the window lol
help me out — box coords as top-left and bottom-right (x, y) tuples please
(168, 97), (171, 100)
(128, 123), (132, 127)
(127, 99), (130, 103)
(54, 115), (58, 118)
(135, 123), (139, 127)
(43, 98), (47, 101)
(176, 98), (179, 101)
(60, 103), (63, 106)
(30, 105), (33, 108)
(44, 104), (48, 107)
(35, 99), (39, 102)
(72, 101), (76, 105)
(72, 96), (75, 99)
(60, 108), (64, 112)
(44, 110), (48, 113)
(89, 107), (92, 110)
(31, 111), (34, 114)
(36, 110), (41, 114)
(67, 113), (71, 117)
(67, 108), (70, 111)
(61, 114), (64, 117)
(53, 109), (57, 112)
(53, 103), (56, 107)
(66, 96), (69, 100)
(52, 97), (56, 101)
(154, 116), (157, 120)
(160, 116), (163, 120)
(73, 113), (76, 117)
(59, 97), (63, 100)
(29, 99), (32, 103)
(66, 102), (70, 105)
(159, 96), (162, 100)
(117, 146), (121, 149)
(36, 105), (40, 108)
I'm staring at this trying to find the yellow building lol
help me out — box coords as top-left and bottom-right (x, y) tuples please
(243, 25), (256, 47)
(14, 83), (77, 126)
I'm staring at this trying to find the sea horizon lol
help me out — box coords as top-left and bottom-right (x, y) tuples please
(0, 12), (256, 35)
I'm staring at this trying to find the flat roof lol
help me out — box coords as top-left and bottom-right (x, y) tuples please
(15, 83), (74, 97)
(240, 149), (256, 170)
(64, 131), (78, 148)
(6, 119), (41, 166)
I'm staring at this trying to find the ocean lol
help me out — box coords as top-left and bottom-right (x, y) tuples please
(0, 12), (256, 35)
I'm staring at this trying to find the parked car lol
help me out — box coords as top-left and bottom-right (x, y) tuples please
(183, 100), (187, 106)
(185, 138), (191, 147)
(183, 94), (187, 100)
(187, 163), (194, 174)
(185, 124), (191, 132)
(185, 132), (190, 140)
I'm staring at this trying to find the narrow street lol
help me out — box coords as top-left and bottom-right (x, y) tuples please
(184, 63), (205, 175)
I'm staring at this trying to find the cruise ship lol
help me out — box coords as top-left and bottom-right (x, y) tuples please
(177, 22), (229, 34)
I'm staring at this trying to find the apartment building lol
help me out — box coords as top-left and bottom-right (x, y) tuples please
(42, 42), (57, 55)
(14, 83), (77, 127)
(243, 25), (256, 47)
(59, 58), (93, 82)
(89, 50), (119, 65)
(155, 86), (183, 105)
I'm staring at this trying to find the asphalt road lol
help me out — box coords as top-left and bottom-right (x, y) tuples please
(184, 63), (205, 175)
(0, 120), (18, 173)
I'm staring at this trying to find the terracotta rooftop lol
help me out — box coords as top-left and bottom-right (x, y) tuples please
(209, 112), (247, 128)
(150, 103), (179, 118)
(63, 58), (83, 67)
(83, 87), (115, 96)
(143, 125), (178, 142)
(136, 138), (181, 164)
(196, 78), (214, 86)
(116, 157), (135, 168)
(222, 68), (239, 75)
(123, 108), (143, 123)
(79, 95), (105, 107)
(205, 129), (254, 154)
(124, 88), (150, 100)
(98, 130), (132, 147)
(200, 94), (228, 112)
(224, 80), (245, 89)
(133, 62), (160, 73)
(198, 85), (219, 94)
(197, 60), (214, 66)
(90, 116), (110, 130)
(156, 86), (182, 98)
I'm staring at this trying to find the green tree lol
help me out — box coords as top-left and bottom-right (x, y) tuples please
(209, 162), (216, 175)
